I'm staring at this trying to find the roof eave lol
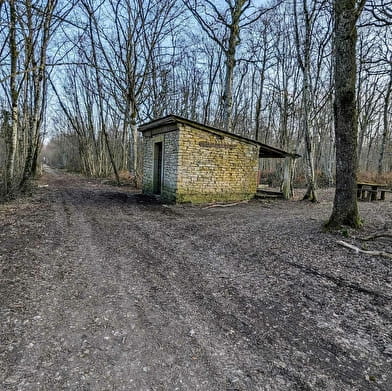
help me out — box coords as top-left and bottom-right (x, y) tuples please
(139, 114), (300, 159)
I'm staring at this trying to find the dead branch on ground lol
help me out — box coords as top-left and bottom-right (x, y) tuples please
(203, 200), (249, 209)
(359, 232), (392, 241)
(337, 240), (392, 259)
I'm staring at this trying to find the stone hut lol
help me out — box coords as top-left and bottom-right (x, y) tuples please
(139, 115), (295, 203)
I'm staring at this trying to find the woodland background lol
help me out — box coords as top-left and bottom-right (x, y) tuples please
(0, 0), (391, 198)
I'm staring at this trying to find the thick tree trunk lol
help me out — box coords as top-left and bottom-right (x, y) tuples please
(327, 0), (362, 228)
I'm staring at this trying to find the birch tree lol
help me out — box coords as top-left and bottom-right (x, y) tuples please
(19, 0), (59, 189)
(5, 0), (18, 195)
(0, 0), (75, 197)
(293, 0), (330, 202)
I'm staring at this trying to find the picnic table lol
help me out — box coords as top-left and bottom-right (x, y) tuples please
(357, 182), (390, 201)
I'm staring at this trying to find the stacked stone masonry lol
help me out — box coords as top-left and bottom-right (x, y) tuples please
(176, 125), (259, 203)
(142, 123), (259, 203)
(142, 131), (179, 202)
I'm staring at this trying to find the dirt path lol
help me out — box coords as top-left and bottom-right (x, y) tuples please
(1, 169), (391, 390)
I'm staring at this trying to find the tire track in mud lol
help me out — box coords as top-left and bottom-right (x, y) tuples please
(76, 191), (225, 390)
(84, 213), (255, 390)
(149, 215), (388, 390)
(4, 183), (151, 390)
(32, 185), (221, 390)
(136, 229), (379, 390)
(43, 187), (169, 390)
(3, 169), (391, 391)
(82, 203), (388, 391)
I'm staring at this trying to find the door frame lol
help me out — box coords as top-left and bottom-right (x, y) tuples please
(153, 138), (164, 195)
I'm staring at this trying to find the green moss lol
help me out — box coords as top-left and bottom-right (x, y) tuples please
(175, 191), (255, 204)
(142, 181), (153, 193)
(341, 228), (349, 237)
(324, 220), (363, 232)
(324, 211), (363, 231)
(161, 186), (177, 202)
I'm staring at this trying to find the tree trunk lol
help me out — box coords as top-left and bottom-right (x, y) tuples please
(301, 60), (317, 202)
(302, 129), (317, 201)
(5, 0), (19, 195)
(282, 156), (295, 199)
(254, 22), (269, 141)
(222, 17), (239, 133)
(85, 2), (120, 185)
(357, 118), (367, 166)
(130, 116), (139, 184)
(377, 67), (392, 175)
(294, 0), (317, 202)
(326, 0), (362, 229)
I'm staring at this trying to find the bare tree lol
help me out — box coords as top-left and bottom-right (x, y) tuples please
(183, 0), (279, 132)
(3, 0), (392, 204)
(0, 0), (76, 197)
(293, 0), (330, 202)
(5, 0), (19, 195)
(365, 0), (392, 26)
(20, 0), (60, 189)
(326, 0), (366, 229)
(91, 0), (181, 179)
(377, 64), (392, 174)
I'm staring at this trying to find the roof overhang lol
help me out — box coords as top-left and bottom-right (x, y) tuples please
(139, 115), (300, 159)
(258, 143), (300, 159)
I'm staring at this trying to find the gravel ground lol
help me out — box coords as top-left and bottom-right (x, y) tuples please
(1, 168), (391, 391)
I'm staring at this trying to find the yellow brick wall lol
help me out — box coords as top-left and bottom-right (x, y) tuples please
(176, 125), (259, 203)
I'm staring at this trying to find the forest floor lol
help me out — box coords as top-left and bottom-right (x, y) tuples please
(1, 167), (392, 391)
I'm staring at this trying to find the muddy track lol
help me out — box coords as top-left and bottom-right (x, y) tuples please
(1, 169), (391, 390)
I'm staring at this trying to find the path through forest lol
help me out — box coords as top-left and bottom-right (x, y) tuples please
(1, 168), (391, 390)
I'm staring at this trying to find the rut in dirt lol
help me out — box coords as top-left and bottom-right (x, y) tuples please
(1, 168), (391, 391)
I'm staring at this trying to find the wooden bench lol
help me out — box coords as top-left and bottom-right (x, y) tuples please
(256, 189), (284, 198)
(357, 182), (391, 201)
